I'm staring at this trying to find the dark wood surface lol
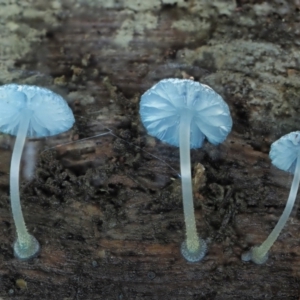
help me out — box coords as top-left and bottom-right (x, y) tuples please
(0, 1), (300, 299)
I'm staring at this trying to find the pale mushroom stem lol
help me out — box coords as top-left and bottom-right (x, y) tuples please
(179, 109), (207, 262)
(244, 152), (300, 264)
(10, 108), (39, 259)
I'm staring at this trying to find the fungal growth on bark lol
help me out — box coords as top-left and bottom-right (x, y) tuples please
(0, 84), (75, 260)
(139, 78), (232, 262)
(242, 131), (300, 264)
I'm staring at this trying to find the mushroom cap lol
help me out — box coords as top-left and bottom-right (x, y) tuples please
(269, 131), (300, 174)
(139, 78), (232, 149)
(0, 84), (75, 138)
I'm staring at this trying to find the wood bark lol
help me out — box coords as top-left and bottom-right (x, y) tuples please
(0, 1), (300, 299)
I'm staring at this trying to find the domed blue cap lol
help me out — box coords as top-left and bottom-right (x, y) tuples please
(139, 78), (232, 149)
(270, 131), (300, 174)
(0, 84), (75, 138)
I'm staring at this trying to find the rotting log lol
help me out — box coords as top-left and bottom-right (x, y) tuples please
(0, 1), (300, 299)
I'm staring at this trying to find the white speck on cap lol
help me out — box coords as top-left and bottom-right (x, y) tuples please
(139, 78), (232, 149)
(270, 131), (300, 174)
(0, 84), (75, 137)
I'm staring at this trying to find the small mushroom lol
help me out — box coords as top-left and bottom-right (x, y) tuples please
(242, 131), (300, 264)
(0, 84), (75, 260)
(139, 78), (232, 262)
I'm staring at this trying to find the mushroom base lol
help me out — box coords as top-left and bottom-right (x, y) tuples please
(241, 246), (269, 265)
(181, 237), (207, 262)
(14, 234), (40, 261)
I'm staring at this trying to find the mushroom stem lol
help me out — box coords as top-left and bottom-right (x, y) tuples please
(179, 109), (207, 262)
(10, 108), (40, 260)
(243, 152), (300, 264)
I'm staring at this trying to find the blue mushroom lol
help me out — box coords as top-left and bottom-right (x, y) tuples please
(242, 131), (300, 264)
(139, 78), (232, 262)
(0, 84), (75, 260)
